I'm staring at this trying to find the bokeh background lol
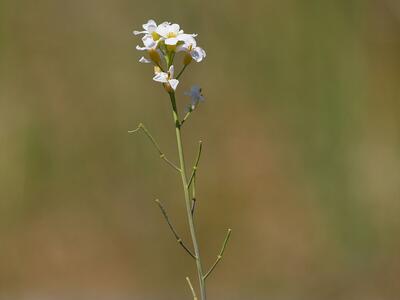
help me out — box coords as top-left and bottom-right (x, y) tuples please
(1, 0), (400, 299)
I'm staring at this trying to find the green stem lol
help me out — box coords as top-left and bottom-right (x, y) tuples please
(176, 64), (188, 80)
(169, 92), (206, 300)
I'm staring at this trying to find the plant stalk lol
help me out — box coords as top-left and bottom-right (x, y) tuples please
(169, 92), (206, 300)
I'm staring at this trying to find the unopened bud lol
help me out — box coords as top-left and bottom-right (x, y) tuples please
(154, 66), (161, 74)
(183, 53), (192, 66)
(148, 49), (161, 64)
(166, 44), (176, 52)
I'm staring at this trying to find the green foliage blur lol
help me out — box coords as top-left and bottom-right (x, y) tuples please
(1, 0), (399, 299)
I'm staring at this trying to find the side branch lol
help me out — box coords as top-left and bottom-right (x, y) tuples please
(185, 277), (198, 300)
(180, 110), (192, 126)
(155, 199), (196, 259)
(129, 123), (181, 172)
(187, 140), (203, 187)
(176, 64), (188, 80)
(191, 175), (197, 216)
(203, 229), (232, 280)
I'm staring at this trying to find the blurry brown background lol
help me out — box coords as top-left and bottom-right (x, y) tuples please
(1, 0), (400, 299)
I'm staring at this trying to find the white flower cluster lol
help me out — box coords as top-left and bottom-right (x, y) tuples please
(134, 19), (206, 92)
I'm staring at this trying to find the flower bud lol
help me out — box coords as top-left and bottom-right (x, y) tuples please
(148, 49), (161, 64)
(154, 66), (161, 74)
(166, 44), (176, 52)
(183, 53), (192, 66)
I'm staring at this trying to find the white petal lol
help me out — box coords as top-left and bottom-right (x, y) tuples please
(156, 23), (170, 37)
(143, 36), (156, 48)
(153, 72), (168, 83)
(168, 65), (175, 78)
(133, 30), (146, 35)
(165, 37), (179, 45)
(168, 79), (179, 91)
(141, 34), (150, 41)
(147, 24), (157, 33)
(136, 45), (147, 51)
(177, 34), (197, 45)
(139, 57), (151, 63)
(170, 23), (180, 34)
(143, 19), (157, 30)
(191, 47), (206, 62)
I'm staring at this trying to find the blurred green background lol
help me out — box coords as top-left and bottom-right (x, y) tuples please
(1, 0), (400, 299)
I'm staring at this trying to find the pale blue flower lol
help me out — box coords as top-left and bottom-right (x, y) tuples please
(185, 85), (204, 111)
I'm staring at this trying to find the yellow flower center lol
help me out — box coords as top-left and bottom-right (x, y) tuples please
(167, 32), (177, 38)
(151, 32), (160, 40)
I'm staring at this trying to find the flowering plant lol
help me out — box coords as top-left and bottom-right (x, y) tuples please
(130, 20), (231, 300)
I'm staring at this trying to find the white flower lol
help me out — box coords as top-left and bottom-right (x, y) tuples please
(134, 20), (162, 53)
(177, 37), (206, 63)
(134, 20), (205, 67)
(185, 85), (204, 110)
(156, 23), (196, 46)
(133, 19), (158, 36)
(153, 65), (179, 91)
(136, 35), (158, 51)
(137, 46), (162, 64)
(136, 34), (162, 64)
